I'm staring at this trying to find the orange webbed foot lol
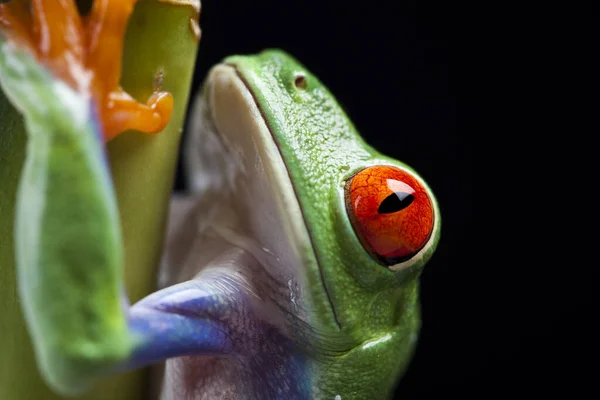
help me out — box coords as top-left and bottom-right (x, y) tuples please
(0, 0), (173, 142)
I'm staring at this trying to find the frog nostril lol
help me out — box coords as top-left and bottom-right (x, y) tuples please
(294, 73), (307, 90)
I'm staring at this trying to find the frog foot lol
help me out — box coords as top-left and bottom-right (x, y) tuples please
(0, 0), (173, 141)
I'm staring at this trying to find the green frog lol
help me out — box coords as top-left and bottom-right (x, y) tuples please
(0, 1), (440, 398)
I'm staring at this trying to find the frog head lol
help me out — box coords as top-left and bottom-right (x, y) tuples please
(169, 49), (441, 398)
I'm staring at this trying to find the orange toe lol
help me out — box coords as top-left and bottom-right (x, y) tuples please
(0, 0), (173, 142)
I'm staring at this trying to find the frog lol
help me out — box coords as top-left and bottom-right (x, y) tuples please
(0, 1), (440, 399)
(160, 51), (442, 399)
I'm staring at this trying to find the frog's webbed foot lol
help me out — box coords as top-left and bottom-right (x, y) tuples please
(0, 0), (173, 140)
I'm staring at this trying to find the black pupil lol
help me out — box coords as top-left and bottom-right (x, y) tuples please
(378, 192), (415, 214)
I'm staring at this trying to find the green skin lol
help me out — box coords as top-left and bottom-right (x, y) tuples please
(226, 51), (441, 398)
(0, 10), (439, 400)
(0, 1), (199, 399)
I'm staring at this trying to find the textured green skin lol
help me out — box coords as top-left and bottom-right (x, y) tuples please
(0, 1), (199, 399)
(227, 50), (441, 399)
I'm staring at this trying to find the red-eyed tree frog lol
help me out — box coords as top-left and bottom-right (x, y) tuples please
(0, 1), (440, 399)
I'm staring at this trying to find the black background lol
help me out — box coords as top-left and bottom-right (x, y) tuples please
(173, 1), (591, 399)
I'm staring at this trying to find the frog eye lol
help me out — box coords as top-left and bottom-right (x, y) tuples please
(345, 166), (434, 266)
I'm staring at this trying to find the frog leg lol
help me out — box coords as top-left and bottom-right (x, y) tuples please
(85, 0), (173, 139)
(125, 277), (239, 370)
(0, 0), (173, 141)
(0, 0), (229, 396)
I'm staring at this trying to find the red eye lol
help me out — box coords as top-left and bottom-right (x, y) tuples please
(345, 166), (434, 265)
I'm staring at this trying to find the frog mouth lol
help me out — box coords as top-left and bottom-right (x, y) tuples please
(153, 63), (323, 397)
(161, 63), (312, 314)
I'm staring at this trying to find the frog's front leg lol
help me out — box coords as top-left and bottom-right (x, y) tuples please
(0, 0), (219, 396)
(0, 0), (173, 141)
